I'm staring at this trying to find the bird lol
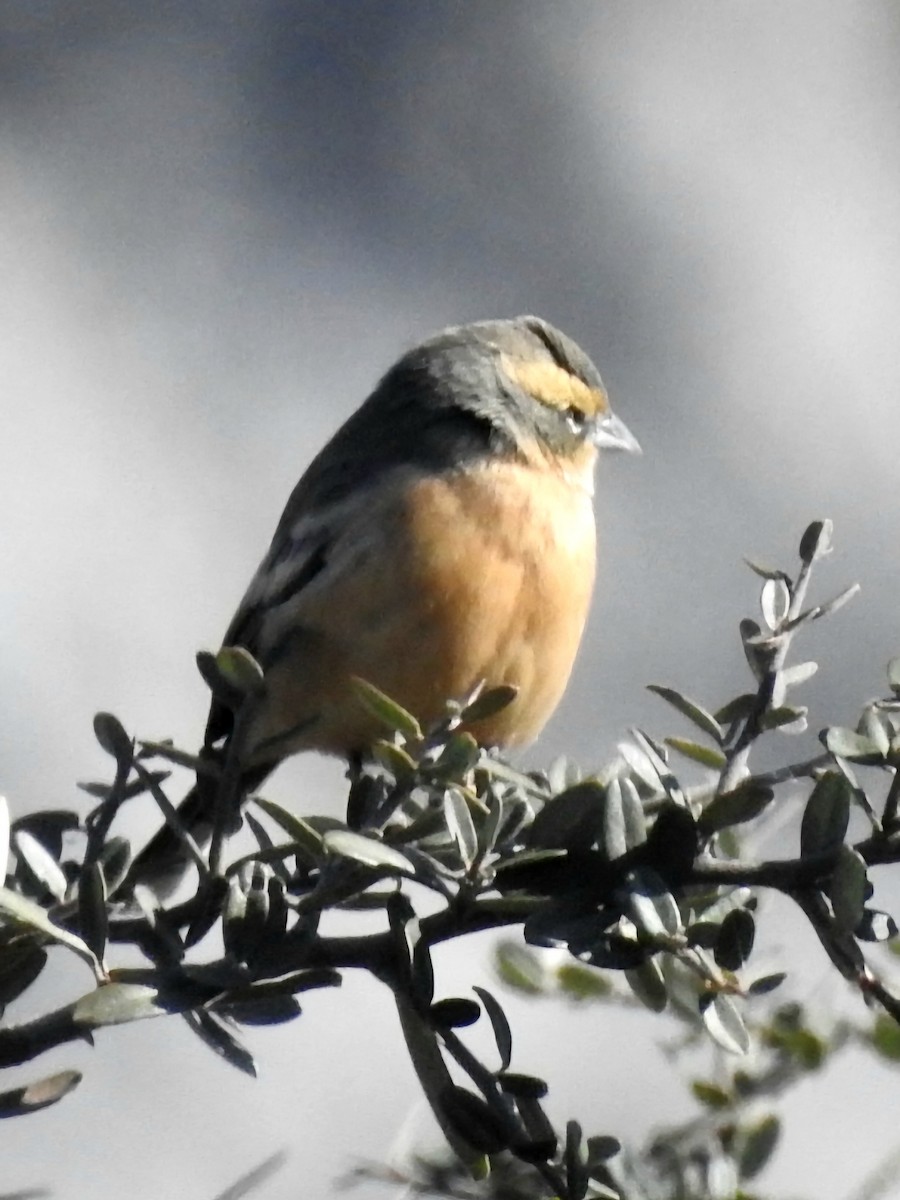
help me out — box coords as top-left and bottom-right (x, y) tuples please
(128, 315), (640, 889)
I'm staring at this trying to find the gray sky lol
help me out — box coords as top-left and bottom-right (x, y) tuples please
(2, 4), (900, 1197)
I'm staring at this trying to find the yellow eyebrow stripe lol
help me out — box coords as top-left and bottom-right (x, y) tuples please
(502, 356), (608, 416)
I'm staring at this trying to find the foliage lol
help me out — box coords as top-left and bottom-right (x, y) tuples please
(2, 520), (900, 1198)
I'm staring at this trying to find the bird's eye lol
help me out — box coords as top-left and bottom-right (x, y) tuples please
(565, 405), (588, 435)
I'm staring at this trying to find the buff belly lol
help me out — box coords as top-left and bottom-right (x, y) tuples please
(242, 459), (597, 763)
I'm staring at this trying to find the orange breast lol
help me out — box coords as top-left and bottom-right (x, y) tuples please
(243, 458), (597, 763)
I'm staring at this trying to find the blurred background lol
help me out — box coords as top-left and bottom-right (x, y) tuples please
(2, 2), (900, 1196)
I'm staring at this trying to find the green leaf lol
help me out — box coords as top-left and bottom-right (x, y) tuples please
(184, 1010), (257, 1077)
(665, 738), (727, 770)
(555, 961), (612, 1000)
(617, 740), (666, 794)
(350, 677), (423, 742)
(97, 837), (133, 895)
(871, 1012), (900, 1061)
(0, 887), (101, 979)
(760, 705), (808, 734)
(443, 790), (478, 870)
(370, 738), (417, 781)
(829, 846), (868, 933)
(430, 997), (481, 1029)
(602, 778), (646, 860)
(137, 741), (221, 776)
(461, 684), (518, 724)
(216, 995), (303, 1026)
(715, 693), (757, 727)
(227, 969), (341, 1001)
(473, 985), (513, 1072)
(786, 583), (861, 631)
(822, 726), (884, 764)
(687, 921), (721, 950)
(860, 708), (891, 757)
(585, 1135), (621, 1165)
(565, 1119), (589, 1200)
(624, 958), (667, 1012)
(93, 712), (133, 764)
(715, 909), (755, 971)
(629, 729), (685, 805)
(856, 909), (898, 942)
(740, 619), (777, 681)
(580, 933), (647, 971)
(14, 831), (67, 902)
(323, 829), (414, 877)
(747, 973), (786, 996)
(73, 979), (212, 1027)
(251, 797), (327, 863)
(431, 733), (480, 779)
(699, 782), (774, 835)
(779, 660), (819, 690)
(78, 862), (108, 965)
(691, 1080), (733, 1109)
(800, 772), (851, 855)
(744, 559), (790, 583)
(476, 789), (505, 859)
(0, 939), (47, 1005)
(799, 518), (833, 564)
(494, 941), (546, 995)
(702, 992), (750, 1055)
(737, 1114), (780, 1181)
(0, 1070), (81, 1118)
(438, 1086), (509, 1154)
(195, 650), (245, 710)
(215, 645), (266, 696)
(388, 893), (434, 1008)
(760, 577), (791, 630)
(498, 1072), (549, 1099)
(647, 685), (723, 744)
(528, 782), (605, 852)
(626, 868), (682, 938)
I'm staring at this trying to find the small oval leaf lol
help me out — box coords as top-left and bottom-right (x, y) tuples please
(700, 782), (774, 836)
(14, 831), (68, 902)
(439, 1086), (509, 1154)
(737, 1114), (780, 1181)
(799, 519), (833, 564)
(800, 772), (851, 855)
(760, 577), (790, 630)
(647, 685), (723, 744)
(216, 645), (266, 696)
(747, 973), (786, 996)
(93, 712), (133, 763)
(715, 909), (755, 971)
(702, 992), (750, 1055)
(323, 830), (415, 877)
(823, 726), (884, 764)
(829, 846), (868, 933)
(462, 684), (518, 724)
(350, 678), (422, 742)
(624, 958), (667, 1012)
(473, 985), (513, 1072)
(443, 790), (478, 870)
(666, 738), (727, 770)
(0, 886), (101, 978)
(0, 1069), (82, 1118)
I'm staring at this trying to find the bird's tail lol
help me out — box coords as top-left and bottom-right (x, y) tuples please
(124, 784), (218, 899)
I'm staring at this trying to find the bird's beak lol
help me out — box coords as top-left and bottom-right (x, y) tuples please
(594, 411), (642, 455)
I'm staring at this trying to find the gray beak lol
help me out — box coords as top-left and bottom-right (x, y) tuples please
(594, 411), (642, 455)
